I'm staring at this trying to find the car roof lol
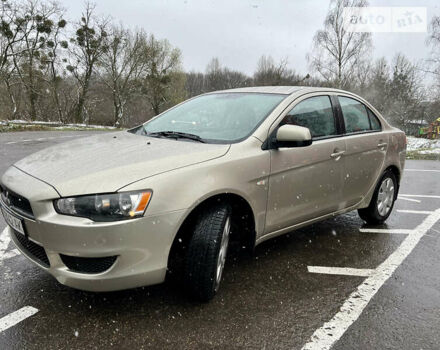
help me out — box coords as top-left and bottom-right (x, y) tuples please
(214, 86), (350, 95)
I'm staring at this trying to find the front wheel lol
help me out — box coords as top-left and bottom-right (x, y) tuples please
(358, 170), (397, 225)
(184, 204), (231, 301)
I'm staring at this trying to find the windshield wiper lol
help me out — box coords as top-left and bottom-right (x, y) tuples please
(147, 131), (206, 143)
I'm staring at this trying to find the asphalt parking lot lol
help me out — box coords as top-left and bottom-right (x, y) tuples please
(0, 131), (439, 350)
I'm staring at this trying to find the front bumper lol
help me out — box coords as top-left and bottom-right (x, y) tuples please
(5, 208), (186, 292)
(1, 169), (186, 292)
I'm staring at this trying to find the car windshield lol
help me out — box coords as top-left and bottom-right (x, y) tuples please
(140, 93), (286, 143)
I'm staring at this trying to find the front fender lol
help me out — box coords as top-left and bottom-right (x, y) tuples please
(120, 138), (270, 237)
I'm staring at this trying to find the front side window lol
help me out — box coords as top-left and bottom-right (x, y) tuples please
(281, 95), (336, 138)
(141, 93), (286, 143)
(339, 96), (371, 133)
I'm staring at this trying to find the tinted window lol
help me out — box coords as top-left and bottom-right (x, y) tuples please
(281, 96), (336, 138)
(339, 96), (371, 133)
(367, 108), (381, 131)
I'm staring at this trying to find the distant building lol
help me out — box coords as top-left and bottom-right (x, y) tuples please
(419, 118), (440, 139)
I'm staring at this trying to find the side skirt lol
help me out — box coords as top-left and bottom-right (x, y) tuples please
(255, 203), (360, 246)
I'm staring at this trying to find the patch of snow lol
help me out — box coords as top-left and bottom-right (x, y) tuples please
(2, 119), (118, 129)
(419, 148), (440, 155)
(407, 136), (440, 151)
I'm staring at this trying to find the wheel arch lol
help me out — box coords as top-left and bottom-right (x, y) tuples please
(166, 192), (256, 278)
(359, 163), (401, 209)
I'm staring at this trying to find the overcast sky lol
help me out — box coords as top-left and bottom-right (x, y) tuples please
(57, 0), (440, 76)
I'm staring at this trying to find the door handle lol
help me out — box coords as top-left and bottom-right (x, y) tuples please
(377, 142), (387, 148)
(330, 150), (345, 159)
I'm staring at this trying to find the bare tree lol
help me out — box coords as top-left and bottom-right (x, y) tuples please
(425, 15), (440, 104)
(204, 57), (250, 91)
(349, 58), (372, 95)
(140, 35), (183, 115)
(254, 55), (287, 86)
(0, 0), (25, 118)
(307, 0), (372, 88)
(204, 57), (223, 91)
(67, 2), (109, 123)
(362, 57), (390, 112)
(185, 71), (205, 97)
(99, 26), (147, 126)
(426, 15), (440, 77)
(1, 0), (64, 120)
(387, 54), (424, 131)
(254, 55), (309, 86)
(38, 8), (69, 122)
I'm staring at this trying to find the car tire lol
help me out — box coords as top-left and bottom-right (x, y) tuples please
(184, 203), (232, 301)
(358, 170), (397, 225)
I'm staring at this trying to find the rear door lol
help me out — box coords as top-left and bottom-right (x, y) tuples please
(337, 95), (387, 207)
(265, 94), (346, 234)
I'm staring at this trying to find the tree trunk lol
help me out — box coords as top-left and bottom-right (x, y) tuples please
(27, 54), (38, 121)
(75, 93), (86, 123)
(51, 64), (64, 123)
(4, 79), (18, 119)
(112, 83), (122, 126)
(28, 88), (38, 121)
(53, 88), (64, 123)
(152, 101), (160, 116)
(75, 73), (91, 124)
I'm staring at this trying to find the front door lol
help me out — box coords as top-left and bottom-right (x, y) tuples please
(265, 95), (346, 234)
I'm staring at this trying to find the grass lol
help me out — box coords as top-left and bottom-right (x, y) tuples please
(406, 149), (440, 161)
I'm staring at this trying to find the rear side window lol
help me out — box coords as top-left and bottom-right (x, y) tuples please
(367, 108), (381, 130)
(339, 96), (371, 133)
(281, 96), (336, 138)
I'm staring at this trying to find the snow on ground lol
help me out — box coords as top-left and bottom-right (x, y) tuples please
(407, 136), (440, 154)
(419, 148), (440, 155)
(0, 120), (118, 130)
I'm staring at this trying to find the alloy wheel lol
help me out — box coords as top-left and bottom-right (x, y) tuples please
(215, 216), (231, 291)
(377, 177), (395, 216)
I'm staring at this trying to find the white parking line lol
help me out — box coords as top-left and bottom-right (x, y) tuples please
(399, 194), (440, 199)
(359, 228), (413, 234)
(398, 196), (421, 203)
(2, 249), (20, 260)
(405, 169), (440, 173)
(0, 227), (11, 252)
(397, 210), (434, 215)
(307, 266), (374, 277)
(0, 227), (19, 262)
(302, 209), (440, 350)
(0, 307), (39, 333)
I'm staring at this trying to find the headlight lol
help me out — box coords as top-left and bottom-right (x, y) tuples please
(54, 191), (152, 221)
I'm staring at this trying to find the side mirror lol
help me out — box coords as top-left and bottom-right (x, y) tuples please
(275, 124), (312, 148)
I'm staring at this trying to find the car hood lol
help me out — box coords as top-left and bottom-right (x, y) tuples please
(13, 131), (230, 197)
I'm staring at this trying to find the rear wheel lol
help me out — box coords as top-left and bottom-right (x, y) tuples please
(358, 170), (397, 225)
(184, 204), (231, 301)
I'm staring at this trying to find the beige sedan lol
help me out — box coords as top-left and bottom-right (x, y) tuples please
(0, 86), (406, 301)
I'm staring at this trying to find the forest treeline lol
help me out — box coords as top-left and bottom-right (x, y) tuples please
(1, 0), (440, 133)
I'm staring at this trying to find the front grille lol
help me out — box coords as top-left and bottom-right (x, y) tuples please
(0, 185), (34, 218)
(13, 230), (50, 267)
(60, 254), (117, 274)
